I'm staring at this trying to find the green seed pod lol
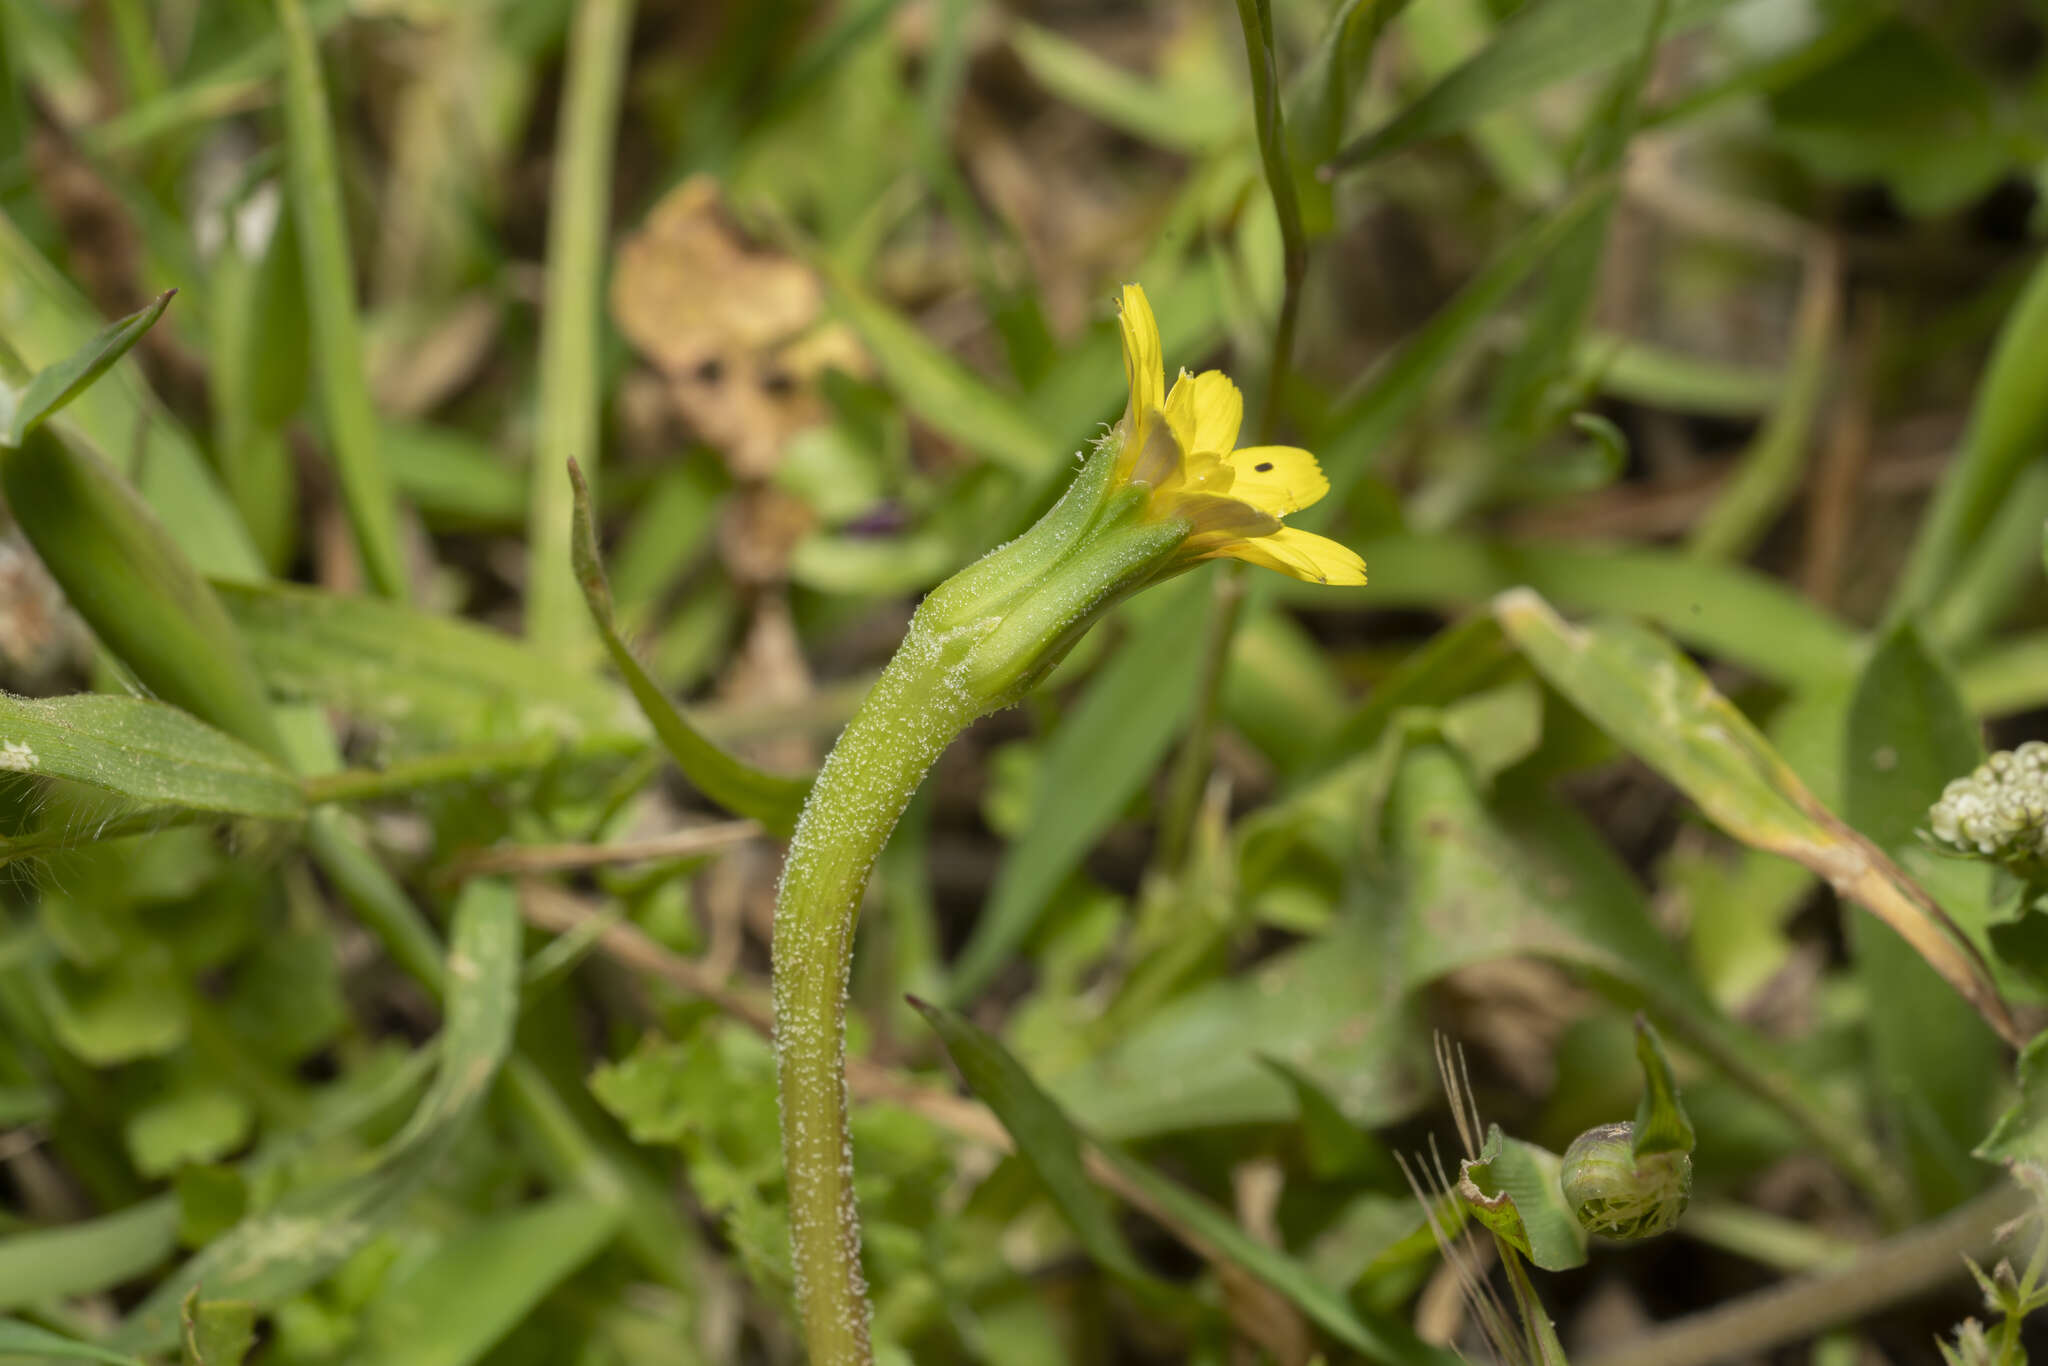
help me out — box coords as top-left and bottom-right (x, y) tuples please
(1560, 1121), (1692, 1240)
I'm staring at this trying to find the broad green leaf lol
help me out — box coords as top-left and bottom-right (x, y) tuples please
(1846, 622), (2000, 1213)
(1977, 1029), (2048, 1167)
(911, 998), (1165, 1291)
(568, 462), (811, 835)
(5, 428), (285, 759)
(5, 291), (173, 446)
(345, 1198), (621, 1366)
(1326, 0), (1743, 173)
(0, 694), (303, 830)
(915, 998), (1452, 1366)
(1769, 20), (2014, 218)
(214, 579), (639, 745)
(948, 577), (1208, 1001)
(0, 1320), (144, 1364)
(1052, 911), (1425, 1139)
(1496, 588), (2018, 1048)
(126, 1087), (255, 1179)
(1459, 1124), (1587, 1270)
(113, 881), (522, 1351)
(0, 1198), (179, 1312)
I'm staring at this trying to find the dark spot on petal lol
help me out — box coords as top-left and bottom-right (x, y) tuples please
(695, 357), (724, 384)
(1255, 461), (1274, 473)
(762, 369), (797, 397)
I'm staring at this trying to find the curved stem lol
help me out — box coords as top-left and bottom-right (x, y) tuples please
(774, 625), (981, 1365)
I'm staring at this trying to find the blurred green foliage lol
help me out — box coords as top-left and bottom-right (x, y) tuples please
(2, 0), (2048, 1362)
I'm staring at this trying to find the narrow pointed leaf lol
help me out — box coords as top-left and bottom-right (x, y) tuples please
(5, 290), (173, 445)
(569, 461), (811, 835)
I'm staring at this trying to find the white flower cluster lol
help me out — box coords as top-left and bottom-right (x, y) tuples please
(1928, 740), (2048, 861)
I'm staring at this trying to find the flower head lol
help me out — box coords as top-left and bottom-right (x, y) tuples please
(1114, 283), (1366, 586)
(915, 283), (1366, 709)
(1929, 741), (2048, 865)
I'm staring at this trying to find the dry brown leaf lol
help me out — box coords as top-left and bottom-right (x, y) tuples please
(610, 176), (866, 479)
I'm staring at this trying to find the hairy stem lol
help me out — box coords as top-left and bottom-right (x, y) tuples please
(774, 623), (981, 1365)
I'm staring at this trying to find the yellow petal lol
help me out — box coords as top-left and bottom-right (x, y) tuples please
(1169, 491), (1281, 541)
(1209, 526), (1366, 586)
(1163, 369), (1243, 459)
(1118, 285), (1163, 459)
(1127, 406), (1183, 490)
(1224, 446), (1330, 517)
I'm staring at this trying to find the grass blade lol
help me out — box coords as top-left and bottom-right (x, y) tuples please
(525, 0), (635, 656)
(568, 461), (812, 836)
(5, 290), (172, 445)
(0, 1321), (144, 1364)
(1324, 0), (1743, 175)
(1888, 249), (2048, 622)
(275, 0), (409, 599)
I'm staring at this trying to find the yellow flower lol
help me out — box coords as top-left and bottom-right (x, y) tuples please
(1115, 283), (1366, 586)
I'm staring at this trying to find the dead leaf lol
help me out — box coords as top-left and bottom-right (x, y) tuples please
(610, 176), (866, 479)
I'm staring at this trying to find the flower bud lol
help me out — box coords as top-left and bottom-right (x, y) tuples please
(1928, 741), (2048, 865)
(1559, 1121), (1692, 1240)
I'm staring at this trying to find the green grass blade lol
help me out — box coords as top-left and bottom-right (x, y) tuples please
(1888, 250), (2048, 622)
(1324, 0), (1743, 175)
(568, 462), (811, 836)
(915, 996), (1454, 1366)
(525, 0), (635, 657)
(5, 289), (172, 445)
(1294, 532), (1863, 689)
(947, 577), (1208, 1002)
(816, 256), (1060, 477)
(344, 1197), (621, 1366)
(1688, 249), (1839, 560)
(0, 1198), (178, 1312)
(0, 1320), (145, 1364)
(1309, 179), (1611, 512)
(910, 998), (1166, 1291)
(0, 210), (261, 578)
(274, 0), (409, 599)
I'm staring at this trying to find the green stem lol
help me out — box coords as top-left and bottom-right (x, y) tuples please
(1158, 0), (1305, 875)
(774, 624), (982, 1366)
(526, 0), (635, 655)
(298, 733), (641, 806)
